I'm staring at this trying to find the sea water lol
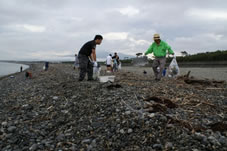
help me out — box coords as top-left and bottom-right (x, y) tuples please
(0, 62), (29, 77)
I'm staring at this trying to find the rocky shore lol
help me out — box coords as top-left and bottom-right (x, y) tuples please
(0, 63), (227, 151)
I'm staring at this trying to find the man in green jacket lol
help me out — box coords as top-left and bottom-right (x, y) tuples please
(145, 34), (174, 81)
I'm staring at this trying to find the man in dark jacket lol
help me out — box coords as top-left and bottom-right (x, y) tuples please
(78, 35), (103, 81)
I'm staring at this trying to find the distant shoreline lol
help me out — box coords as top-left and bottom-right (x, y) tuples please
(0, 62), (31, 80)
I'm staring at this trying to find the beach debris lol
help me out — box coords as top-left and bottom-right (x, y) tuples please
(168, 57), (180, 77)
(178, 71), (225, 86)
(25, 71), (32, 78)
(208, 122), (227, 132)
(144, 96), (178, 109)
(106, 84), (122, 90)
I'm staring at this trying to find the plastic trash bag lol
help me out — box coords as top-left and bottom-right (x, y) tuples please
(118, 63), (122, 70)
(167, 56), (180, 77)
(93, 65), (101, 80)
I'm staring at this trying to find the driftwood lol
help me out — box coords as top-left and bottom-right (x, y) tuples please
(177, 70), (225, 86)
(208, 122), (227, 132)
(166, 116), (206, 132)
(143, 96), (178, 113)
(184, 79), (212, 85)
(144, 96), (178, 108)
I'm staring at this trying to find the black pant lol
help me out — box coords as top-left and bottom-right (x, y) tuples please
(78, 54), (93, 80)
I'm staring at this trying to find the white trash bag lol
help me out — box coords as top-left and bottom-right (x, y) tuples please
(93, 65), (101, 80)
(118, 62), (122, 70)
(167, 56), (180, 78)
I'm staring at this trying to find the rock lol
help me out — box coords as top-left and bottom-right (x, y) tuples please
(195, 132), (206, 141)
(120, 129), (125, 134)
(159, 115), (167, 122)
(116, 119), (121, 122)
(165, 142), (173, 149)
(56, 133), (65, 141)
(148, 113), (155, 118)
(128, 128), (133, 133)
(125, 111), (131, 115)
(1, 121), (8, 127)
(53, 96), (58, 100)
(29, 144), (38, 151)
(7, 126), (16, 132)
(82, 139), (91, 144)
(218, 136), (227, 145)
(153, 144), (163, 150)
(208, 136), (221, 146)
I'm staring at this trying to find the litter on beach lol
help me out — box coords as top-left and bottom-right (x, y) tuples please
(99, 75), (115, 83)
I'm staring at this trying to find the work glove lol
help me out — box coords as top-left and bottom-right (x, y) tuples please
(93, 61), (98, 67)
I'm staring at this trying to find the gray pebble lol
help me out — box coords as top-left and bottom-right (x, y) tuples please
(29, 144), (38, 151)
(7, 126), (16, 132)
(120, 129), (125, 134)
(165, 142), (173, 149)
(82, 139), (91, 144)
(128, 128), (133, 133)
(2, 121), (8, 127)
(153, 144), (163, 149)
(53, 96), (58, 100)
(125, 111), (131, 115)
(219, 136), (227, 145)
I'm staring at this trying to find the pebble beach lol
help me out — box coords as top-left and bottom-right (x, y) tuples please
(0, 63), (227, 150)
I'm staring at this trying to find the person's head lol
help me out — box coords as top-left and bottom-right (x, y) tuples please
(94, 35), (103, 45)
(114, 52), (117, 56)
(109, 54), (112, 56)
(75, 54), (77, 56)
(153, 33), (161, 44)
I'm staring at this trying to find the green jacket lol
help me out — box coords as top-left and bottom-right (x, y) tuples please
(145, 40), (174, 57)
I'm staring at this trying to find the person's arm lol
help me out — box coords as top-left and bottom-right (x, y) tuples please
(145, 44), (153, 55)
(166, 44), (174, 55)
(91, 48), (96, 61)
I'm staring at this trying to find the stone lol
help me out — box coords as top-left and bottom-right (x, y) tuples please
(165, 142), (173, 149)
(120, 129), (125, 134)
(153, 144), (163, 150)
(82, 139), (91, 144)
(29, 144), (38, 151)
(148, 113), (155, 118)
(125, 111), (131, 115)
(128, 128), (133, 133)
(2, 121), (8, 127)
(218, 136), (227, 145)
(208, 136), (221, 146)
(53, 96), (58, 100)
(56, 133), (65, 141)
(7, 126), (16, 132)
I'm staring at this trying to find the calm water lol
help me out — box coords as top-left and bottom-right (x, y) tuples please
(0, 62), (29, 77)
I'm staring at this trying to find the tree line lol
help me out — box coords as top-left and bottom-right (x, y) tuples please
(175, 50), (227, 62)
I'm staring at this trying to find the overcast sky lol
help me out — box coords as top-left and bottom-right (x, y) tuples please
(0, 0), (227, 61)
